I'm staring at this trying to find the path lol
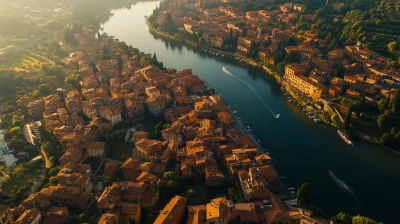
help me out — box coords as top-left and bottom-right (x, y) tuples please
(40, 147), (51, 168)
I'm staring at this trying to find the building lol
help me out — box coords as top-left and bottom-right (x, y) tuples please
(98, 106), (122, 126)
(145, 96), (166, 117)
(145, 87), (160, 98)
(0, 206), (14, 224)
(284, 64), (327, 101)
(154, 196), (188, 224)
(15, 209), (41, 224)
(135, 138), (164, 162)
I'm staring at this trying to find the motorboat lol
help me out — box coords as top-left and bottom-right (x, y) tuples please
(275, 114), (281, 119)
(338, 130), (354, 146)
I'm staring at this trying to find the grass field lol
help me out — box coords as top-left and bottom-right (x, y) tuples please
(0, 51), (51, 72)
(0, 168), (38, 194)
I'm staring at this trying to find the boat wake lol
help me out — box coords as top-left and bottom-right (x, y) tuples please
(222, 67), (279, 118)
(329, 170), (362, 204)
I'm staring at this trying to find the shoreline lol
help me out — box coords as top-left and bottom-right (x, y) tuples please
(147, 23), (400, 155)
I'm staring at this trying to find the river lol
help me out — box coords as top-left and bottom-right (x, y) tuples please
(102, 1), (400, 222)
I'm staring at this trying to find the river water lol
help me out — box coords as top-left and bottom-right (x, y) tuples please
(102, 1), (400, 222)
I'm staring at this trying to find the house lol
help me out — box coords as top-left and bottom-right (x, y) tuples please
(98, 213), (119, 224)
(82, 101), (98, 119)
(122, 158), (141, 181)
(145, 86), (160, 98)
(41, 206), (71, 224)
(135, 138), (164, 162)
(136, 171), (159, 185)
(205, 163), (225, 186)
(15, 208), (41, 224)
(217, 111), (234, 129)
(206, 197), (230, 224)
(27, 100), (45, 120)
(264, 194), (302, 223)
(187, 205), (206, 224)
(86, 141), (105, 157)
(154, 196), (188, 224)
(0, 206), (14, 224)
(98, 106), (122, 126)
(237, 37), (253, 55)
(145, 96), (166, 117)
(26, 186), (94, 210)
(104, 162), (119, 179)
(59, 147), (82, 166)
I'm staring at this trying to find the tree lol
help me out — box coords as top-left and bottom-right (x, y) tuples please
(352, 216), (377, 224)
(48, 166), (61, 176)
(379, 133), (392, 146)
(49, 177), (59, 186)
(332, 212), (352, 224)
(391, 89), (400, 116)
(182, 188), (195, 200)
(388, 41), (398, 54)
(344, 106), (353, 130)
(153, 122), (166, 139)
(377, 110), (395, 130)
(7, 138), (26, 151)
(296, 183), (309, 206)
(331, 114), (341, 127)
(103, 176), (113, 187)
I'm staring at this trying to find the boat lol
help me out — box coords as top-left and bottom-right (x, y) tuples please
(274, 114), (281, 119)
(288, 187), (295, 191)
(337, 130), (354, 146)
(233, 110), (237, 114)
(329, 170), (355, 195)
(314, 118), (321, 123)
(280, 176), (288, 180)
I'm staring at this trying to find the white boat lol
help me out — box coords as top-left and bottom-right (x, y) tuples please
(233, 110), (237, 114)
(314, 118), (321, 123)
(288, 187), (295, 191)
(275, 114), (281, 119)
(338, 130), (354, 146)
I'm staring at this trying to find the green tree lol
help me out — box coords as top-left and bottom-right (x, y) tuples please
(352, 216), (377, 224)
(377, 110), (395, 130)
(391, 89), (400, 116)
(379, 133), (392, 146)
(7, 138), (26, 151)
(49, 177), (59, 186)
(48, 166), (61, 176)
(331, 114), (341, 127)
(332, 212), (352, 224)
(103, 176), (113, 187)
(296, 183), (309, 206)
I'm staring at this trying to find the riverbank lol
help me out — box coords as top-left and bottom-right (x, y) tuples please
(148, 23), (399, 154)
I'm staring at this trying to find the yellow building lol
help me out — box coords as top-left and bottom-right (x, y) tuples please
(284, 64), (327, 101)
(0, 206), (14, 224)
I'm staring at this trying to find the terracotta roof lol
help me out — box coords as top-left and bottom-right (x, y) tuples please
(154, 195), (188, 224)
(122, 158), (141, 169)
(15, 208), (40, 224)
(187, 205), (206, 224)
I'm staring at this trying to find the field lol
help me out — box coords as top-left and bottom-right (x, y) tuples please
(0, 50), (51, 72)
